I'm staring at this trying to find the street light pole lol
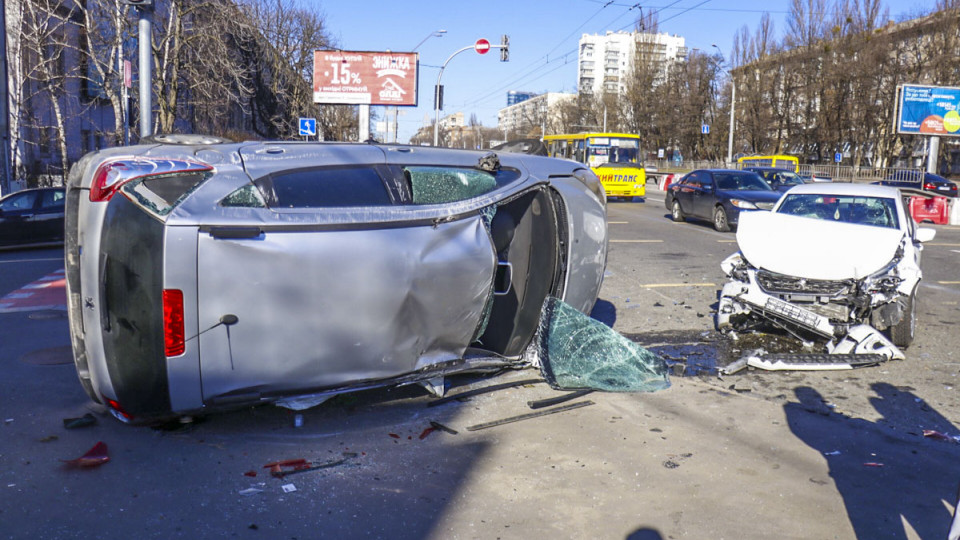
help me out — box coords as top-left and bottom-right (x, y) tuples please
(712, 44), (735, 166)
(401, 30), (445, 144)
(434, 45), (474, 147)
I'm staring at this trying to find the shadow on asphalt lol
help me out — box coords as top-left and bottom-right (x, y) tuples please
(786, 384), (960, 539)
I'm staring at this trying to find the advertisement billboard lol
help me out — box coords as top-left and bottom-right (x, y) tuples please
(896, 84), (960, 137)
(313, 50), (419, 106)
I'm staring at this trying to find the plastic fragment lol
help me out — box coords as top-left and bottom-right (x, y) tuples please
(419, 427), (436, 440)
(61, 441), (110, 468)
(264, 456), (351, 479)
(823, 450), (842, 456)
(281, 484), (297, 493)
(863, 462), (884, 467)
(238, 488), (262, 496)
(388, 433), (400, 439)
(243, 471), (257, 477)
(38, 435), (58, 443)
(923, 429), (960, 443)
(63, 413), (97, 429)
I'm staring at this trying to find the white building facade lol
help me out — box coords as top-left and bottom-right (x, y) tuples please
(497, 92), (576, 138)
(578, 31), (687, 96)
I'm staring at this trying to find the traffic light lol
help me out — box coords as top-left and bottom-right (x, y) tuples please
(500, 35), (509, 62)
(434, 85), (444, 110)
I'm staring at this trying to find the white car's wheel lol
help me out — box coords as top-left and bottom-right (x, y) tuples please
(889, 287), (917, 348)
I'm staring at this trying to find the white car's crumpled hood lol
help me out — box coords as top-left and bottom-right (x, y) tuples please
(736, 211), (905, 280)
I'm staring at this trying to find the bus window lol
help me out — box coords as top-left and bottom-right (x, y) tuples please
(574, 140), (585, 163)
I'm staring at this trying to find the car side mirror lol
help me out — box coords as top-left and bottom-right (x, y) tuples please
(916, 227), (936, 243)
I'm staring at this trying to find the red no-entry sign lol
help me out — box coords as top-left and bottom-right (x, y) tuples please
(475, 38), (491, 54)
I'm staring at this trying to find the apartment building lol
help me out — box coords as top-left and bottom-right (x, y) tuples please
(578, 30), (687, 95)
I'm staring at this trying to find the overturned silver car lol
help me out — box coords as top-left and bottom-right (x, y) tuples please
(64, 137), (608, 422)
(717, 183), (936, 361)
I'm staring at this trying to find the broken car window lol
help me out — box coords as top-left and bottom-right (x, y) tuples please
(123, 173), (208, 216)
(403, 166), (520, 205)
(776, 194), (899, 229)
(221, 184), (267, 208)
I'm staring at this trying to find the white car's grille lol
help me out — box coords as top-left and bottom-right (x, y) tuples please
(757, 269), (851, 296)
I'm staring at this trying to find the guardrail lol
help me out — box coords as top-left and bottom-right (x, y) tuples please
(643, 160), (930, 184)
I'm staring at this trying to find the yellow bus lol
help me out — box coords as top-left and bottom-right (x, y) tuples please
(737, 155), (799, 172)
(543, 133), (646, 199)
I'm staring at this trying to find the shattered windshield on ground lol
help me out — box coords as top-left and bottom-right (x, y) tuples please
(536, 297), (671, 393)
(776, 194), (900, 229)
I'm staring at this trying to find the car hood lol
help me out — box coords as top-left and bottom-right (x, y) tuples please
(736, 211), (905, 280)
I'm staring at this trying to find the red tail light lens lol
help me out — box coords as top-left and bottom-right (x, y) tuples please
(90, 162), (131, 202)
(89, 158), (214, 202)
(163, 289), (185, 357)
(924, 182), (935, 191)
(103, 396), (133, 422)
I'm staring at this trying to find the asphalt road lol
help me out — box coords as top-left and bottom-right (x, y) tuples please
(1, 194), (960, 539)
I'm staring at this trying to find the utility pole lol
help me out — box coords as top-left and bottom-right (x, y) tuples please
(121, 0), (154, 139)
(434, 37), (508, 147)
(0, 3), (13, 195)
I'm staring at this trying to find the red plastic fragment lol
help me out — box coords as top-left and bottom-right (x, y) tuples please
(263, 458), (313, 478)
(243, 471), (257, 477)
(419, 427), (436, 440)
(62, 441), (110, 468)
(388, 433), (400, 439)
(863, 462), (884, 467)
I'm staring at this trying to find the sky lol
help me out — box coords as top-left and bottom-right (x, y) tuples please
(314, 0), (937, 142)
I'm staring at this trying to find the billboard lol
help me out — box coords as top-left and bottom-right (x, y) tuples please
(313, 50), (419, 106)
(896, 84), (960, 137)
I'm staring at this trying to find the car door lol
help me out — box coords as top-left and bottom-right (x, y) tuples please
(673, 172), (700, 216)
(194, 163), (497, 403)
(692, 171), (716, 218)
(0, 191), (40, 246)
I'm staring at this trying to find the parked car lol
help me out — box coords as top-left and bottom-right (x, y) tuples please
(65, 137), (609, 423)
(663, 169), (782, 232)
(875, 170), (958, 197)
(0, 187), (65, 249)
(718, 183), (935, 359)
(743, 166), (807, 192)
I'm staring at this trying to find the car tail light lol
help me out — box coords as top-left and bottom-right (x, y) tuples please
(924, 182), (936, 191)
(163, 289), (185, 357)
(90, 161), (131, 202)
(89, 158), (214, 202)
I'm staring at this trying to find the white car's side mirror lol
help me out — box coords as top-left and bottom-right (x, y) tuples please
(916, 227), (936, 243)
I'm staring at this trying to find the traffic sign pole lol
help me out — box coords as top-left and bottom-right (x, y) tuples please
(434, 38), (510, 147)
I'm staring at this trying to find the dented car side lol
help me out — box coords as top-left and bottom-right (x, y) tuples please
(717, 183), (935, 360)
(64, 141), (608, 422)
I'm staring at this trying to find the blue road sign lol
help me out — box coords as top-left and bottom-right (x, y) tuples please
(299, 118), (317, 137)
(701, 124), (709, 134)
(834, 152), (842, 163)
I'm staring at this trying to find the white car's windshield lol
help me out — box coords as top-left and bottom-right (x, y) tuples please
(776, 193), (900, 229)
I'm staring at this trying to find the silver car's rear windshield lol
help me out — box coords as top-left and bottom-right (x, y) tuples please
(225, 165), (521, 208)
(776, 193), (900, 229)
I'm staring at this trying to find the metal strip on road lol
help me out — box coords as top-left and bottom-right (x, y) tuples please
(0, 258), (64, 264)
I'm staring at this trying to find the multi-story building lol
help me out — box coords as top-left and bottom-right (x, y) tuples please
(497, 92), (576, 138)
(578, 31), (687, 96)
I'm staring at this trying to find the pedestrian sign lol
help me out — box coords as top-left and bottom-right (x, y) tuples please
(299, 118), (317, 137)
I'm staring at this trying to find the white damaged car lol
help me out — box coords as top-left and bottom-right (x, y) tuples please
(717, 183), (936, 360)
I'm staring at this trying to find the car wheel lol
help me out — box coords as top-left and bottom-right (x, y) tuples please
(671, 200), (685, 222)
(713, 206), (730, 232)
(889, 287), (917, 348)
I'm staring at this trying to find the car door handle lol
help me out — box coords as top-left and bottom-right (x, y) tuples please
(208, 227), (263, 239)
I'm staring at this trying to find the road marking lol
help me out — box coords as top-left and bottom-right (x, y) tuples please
(952, 250), (960, 255)
(0, 269), (66, 313)
(642, 283), (716, 288)
(609, 239), (663, 243)
(716, 239), (737, 243)
(928, 243), (960, 247)
(938, 281), (960, 285)
(608, 221), (629, 224)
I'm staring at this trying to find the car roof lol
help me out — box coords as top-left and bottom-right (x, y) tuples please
(784, 182), (902, 198)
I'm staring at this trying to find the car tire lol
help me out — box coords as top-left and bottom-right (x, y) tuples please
(671, 200), (685, 222)
(890, 287), (917, 348)
(713, 205), (730, 232)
